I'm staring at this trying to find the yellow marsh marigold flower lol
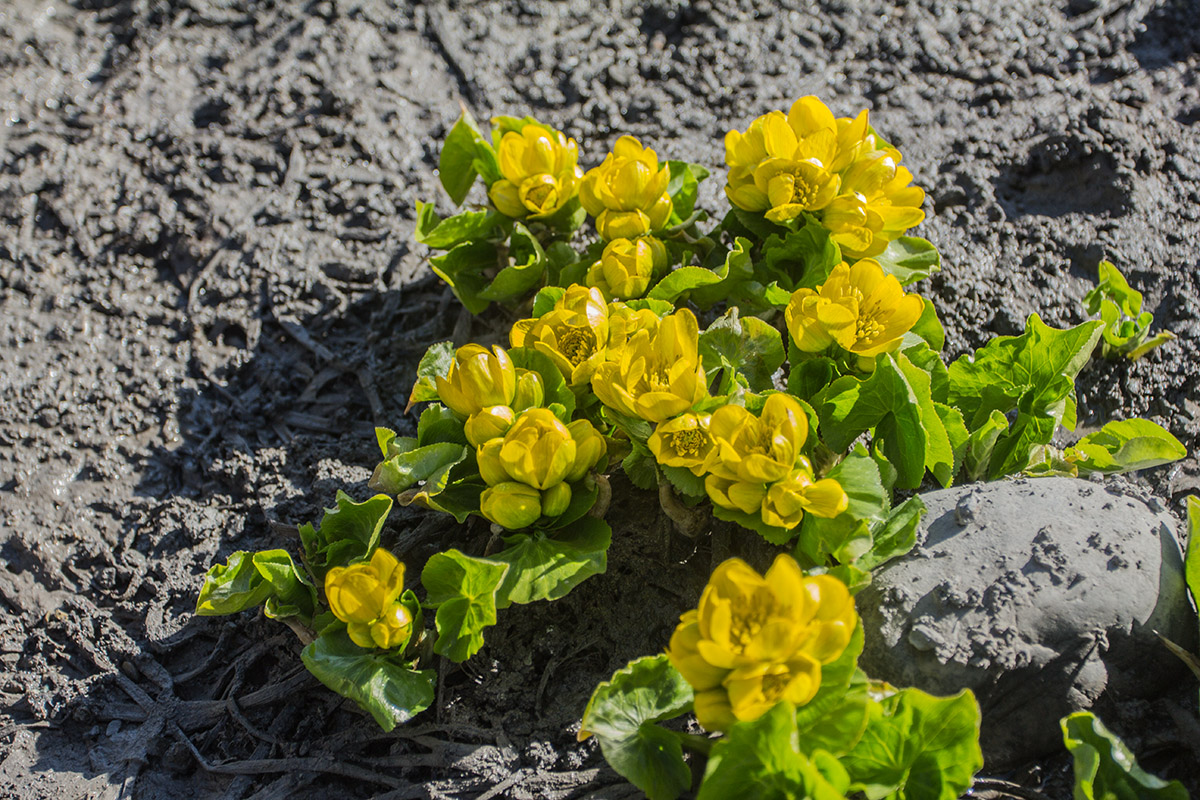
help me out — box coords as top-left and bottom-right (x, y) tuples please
(435, 344), (517, 419)
(821, 148), (925, 258)
(705, 393), (810, 485)
(761, 467), (849, 528)
(325, 548), (413, 651)
(480, 481), (542, 529)
(511, 285), (610, 388)
(586, 236), (667, 300)
(666, 555), (857, 731)
(724, 98), (850, 223)
(591, 308), (707, 423)
(785, 259), (925, 358)
(605, 301), (661, 355)
(488, 123), (583, 219)
(512, 368), (545, 412)
(580, 136), (673, 241)
(498, 408), (577, 490)
(648, 413), (713, 476)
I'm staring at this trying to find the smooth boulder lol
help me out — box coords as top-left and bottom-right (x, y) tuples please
(857, 477), (1195, 767)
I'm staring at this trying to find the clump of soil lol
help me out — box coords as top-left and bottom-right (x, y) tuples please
(2, 0), (1199, 797)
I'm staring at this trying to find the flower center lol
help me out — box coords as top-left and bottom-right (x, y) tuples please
(855, 308), (884, 343)
(760, 670), (792, 701)
(728, 594), (772, 650)
(557, 327), (596, 366)
(670, 429), (708, 458)
(523, 180), (558, 212)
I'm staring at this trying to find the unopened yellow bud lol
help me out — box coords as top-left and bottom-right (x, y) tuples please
(465, 405), (515, 447)
(435, 344), (517, 419)
(541, 481), (572, 517)
(488, 123), (582, 219)
(499, 408), (577, 489)
(587, 236), (667, 300)
(566, 419), (607, 482)
(512, 369), (545, 411)
(480, 481), (542, 530)
(325, 549), (413, 651)
(580, 136), (673, 241)
(476, 438), (510, 486)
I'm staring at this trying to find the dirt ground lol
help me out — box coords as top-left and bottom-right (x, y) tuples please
(1, 0), (1199, 797)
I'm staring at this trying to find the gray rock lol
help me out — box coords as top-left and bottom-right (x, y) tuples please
(857, 477), (1196, 767)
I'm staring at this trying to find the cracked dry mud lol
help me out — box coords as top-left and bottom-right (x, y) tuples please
(1, 0), (1199, 798)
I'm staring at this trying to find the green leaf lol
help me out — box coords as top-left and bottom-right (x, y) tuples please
(416, 404), (468, 447)
(665, 160), (710, 222)
(1185, 496), (1199, 616)
(787, 353), (838, 401)
(370, 442), (470, 495)
(301, 628), (434, 732)
(581, 655), (694, 800)
(698, 308), (786, 394)
(407, 342), (456, 408)
(299, 492), (393, 579)
(797, 446), (886, 567)
(438, 111), (489, 205)
(429, 240), (498, 315)
(874, 237), (941, 286)
(661, 464), (707, 499)
(477, 221), (547, 303)
(842, 688), (982, 800)
(414, 202), (503, 249)
(859, 496), (926, 571)
(1062, 712), (1189, 800)
(909, 297), (945, 352)
(699, 703), (852, 800)
(622, 441), (659, 491)
(196, 549), (317, 623)
(625, 297), (676, 317)
(817, 353), (938, 489)
(420, 550), (509, 662)
(492, 518), (611, 607)
(532, 285), (566, 317)
(1068, 418), (1187, 474)
(649, 237), (753, 307)
(1084, 261), (1143, 318)
(948, 316), (1103, 479)
(795, 668), (872, 757)
(963, 409), (1008, 482)
(759, 217), (842, 291)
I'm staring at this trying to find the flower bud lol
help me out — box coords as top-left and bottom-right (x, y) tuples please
(435, 344), (517, 419)
(465, 405), (515, 447)
(580, 136), (673, 241)
(476, 438), (510, 486)
(512, 369), (545, 411)
(565, 419), (607, 482)
(541, 481), (572, 518)
(487, 123), (582, 219)
(325, 549), (414, 651)
(587, 236), (667, 300)
(499, 408), (577, 489)
(480, 481), (543, 530)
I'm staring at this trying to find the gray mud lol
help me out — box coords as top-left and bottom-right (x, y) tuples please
(1, 0), (1198, 797)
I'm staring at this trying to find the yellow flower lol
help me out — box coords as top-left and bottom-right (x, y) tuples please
(821, 149), (925, 258)
(325, 549), (413, 651)
(586, 236), (667, 300)
(580, 136), (673, 241)
(605, 301), (662, 356)
(464, 405), (515, 447)
(724, 100), (843, 223)
(704, 393), (810, 485)
(476, 438), (509, 486)
(761, 467), (849, 529)
(724, 657), (823, 720)
(511, 285), (610, 388)
(488, 123), (583, 219)
(703, 474), (767, 516)
(479, 481), (542, 529)
(648, 413), (713, 475)
(566, 419), (608, 482)
(785, 259), (925, 358)
(499, 408), (577, 489)
(591, 308), (707, 423)
(435, 344), (517, 419)
(665, 555), (857, 731)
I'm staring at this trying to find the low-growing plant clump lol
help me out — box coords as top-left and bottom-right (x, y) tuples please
(197, 97), (1197, 797)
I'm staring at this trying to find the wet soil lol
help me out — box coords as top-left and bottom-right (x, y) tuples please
(1, 0), (1199, 797)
